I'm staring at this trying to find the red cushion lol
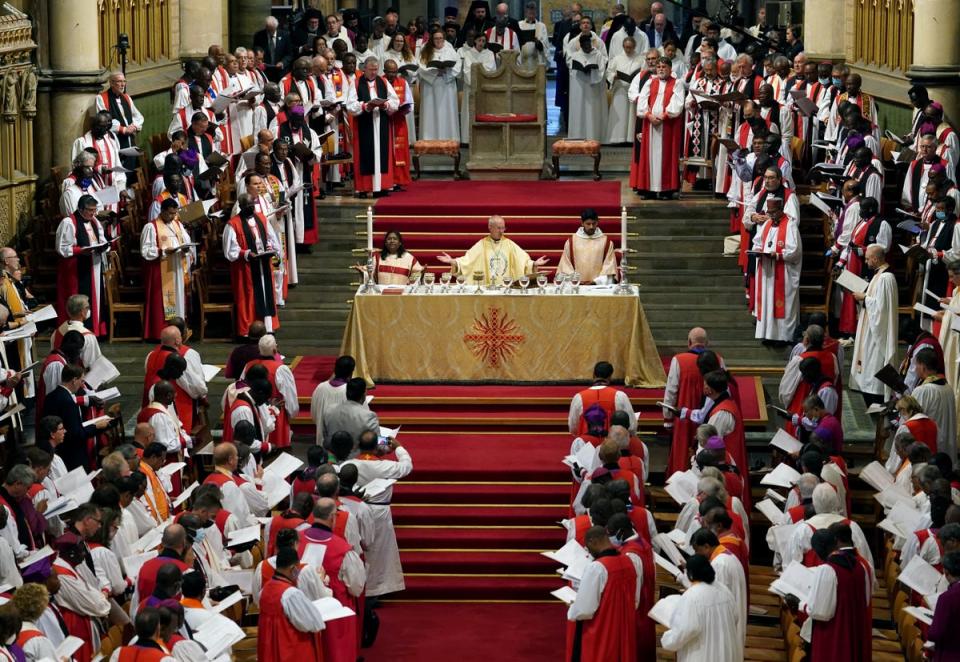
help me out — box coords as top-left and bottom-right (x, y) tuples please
(475, 113), (538, 123)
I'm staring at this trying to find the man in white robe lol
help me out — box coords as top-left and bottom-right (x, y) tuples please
(438, 215), (548, 285)
(911, 346), (958, 460)
(566, 34), (608, 141)
(752, 197), (802, 342)
(342, 432), (412, 596)
(310, 356), (353, 445)
(71, 111), (127, 192)
(604, 38), (645, 145)
(517, 1), (550, 70)
(936, 262), (960, 389)
(140, 199), (195, 330)
(630, 57), (685, 196)
(783, 483), (874, 570)
(417, 33), (462, 142)
(849, 244), (899, 403)
(687, 528), (747, 645)
(556, 208), (618, 284)
(660, 555), (743, 662)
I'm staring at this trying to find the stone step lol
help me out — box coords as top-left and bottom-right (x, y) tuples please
(630, 254), (742, 269)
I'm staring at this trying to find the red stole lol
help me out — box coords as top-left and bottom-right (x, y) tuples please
(243, 357), (291, 448)
(667, 351), (707, 477)
(577, 551), (637, 662)
(755, 219), (789, 320)
(389, 77), (412, 185)
(257, 576), (323, 662)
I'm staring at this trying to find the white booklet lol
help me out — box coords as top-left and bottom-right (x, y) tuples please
(859, 461), (896, 493)
(18, 546), (54, 569)
(359, 478), (396, 500)
(756, 499), (785, 524)
(769, 561), (814, 603)
(769, 429), (803, 455)
(25, 305), (57, 323)
(653, 553), (683, 580)
(664, 470), (698, 504)
(835, 269), (869, 294)
(899, 556), (947, 597)
(760, 462), (801, 488)
(122, 550), (158, 580)
(541, 539), (591, 567)
(904, 605), (934, 626)
(301, 542), (328, 570)
(551, 586), (577, 605)
(55, 636), (86, 660)
(202, 364), (221, 382)
(264, 452), (304, 479)
(193, 613), (246, 659)
(210, 590), (244, 614)
(85, 355), (120, 389)
(647, 594), (682, 628)
(313, 596), (355, 621)
(226, 525), (261, 548)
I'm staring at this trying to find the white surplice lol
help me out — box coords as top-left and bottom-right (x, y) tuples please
(660, 581), (743, 662)
(416, 44), (462, 142)
(567, 48), (608, 141)
(913, 379), (957, 461)
(341, 446), (413, 596)
(752, 218), (802, 341)
(849, 267), (898, 397)
(604, 53), (644, 144)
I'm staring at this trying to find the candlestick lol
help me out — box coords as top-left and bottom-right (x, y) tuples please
(620, 206), (627, 255)
(366, 206), (374, 252)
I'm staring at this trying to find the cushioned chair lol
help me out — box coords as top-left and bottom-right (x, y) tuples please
(551, 139), (601, 181)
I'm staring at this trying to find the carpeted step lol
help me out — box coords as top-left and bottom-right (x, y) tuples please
(393, 482), (571, 505)
(394, 231), (626, 251)
(395, 525), (565, 550)
(392, 503), (568, 526)
(397, 574), (565, 601)
(399, 550), (559, 574)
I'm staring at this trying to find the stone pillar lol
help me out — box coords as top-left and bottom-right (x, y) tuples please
(180, 0), (227, 59)
(802, 0), (845, 61)
(908, 0), (960, 122)
(228, 0), (269, 52)
(40, 0), (104, 173)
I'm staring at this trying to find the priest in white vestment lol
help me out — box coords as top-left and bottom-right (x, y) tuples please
(517, 3), (550, 70)
(687, 528), (747, 645)
(438, 215), (548, 285)
(604, 38), (645, 144)
(556, 209), (618, 284)
(783, 483), (875, 571)
(566, 35), (608, 141)
(660, 555), (743, 662)
(849, 244), (899, 401)
(751, 197), (802, 342)
(417, 32), (462, 142)
(459, 34), (498, 145)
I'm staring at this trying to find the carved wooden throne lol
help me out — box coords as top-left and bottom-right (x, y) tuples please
(466, 51), (547, 179)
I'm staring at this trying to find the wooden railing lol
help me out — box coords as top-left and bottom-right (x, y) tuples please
(98, 0), (172, 70)
(853, 0), (914, 71)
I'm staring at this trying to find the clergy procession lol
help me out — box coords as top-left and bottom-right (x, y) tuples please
(1, 0), (960, 660)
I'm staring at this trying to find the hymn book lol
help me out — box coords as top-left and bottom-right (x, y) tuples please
(265, 452), (304, 479)
(18, 546), (54, 569)
(759, 463), (801, 488)
(904, 606), (934, 626)
(877, 502), (925, 539)
(486, 42), (504, 54)
(570, 60), (599, 73)
(85, 355), (120, 389)
(647, 594), (681, 627)
(313, 597), (356, 621)
(172, 482), (198, 508)
(427, 60), (457, 68)
(873, 364), (909, 394)
(769, 561), (814, 603)
(756, 499), (785, 524)
(193, 613), (246, 659)
(788, 90), (819, 117)
(769, 429), (803, 455)
(899, 556), (947, 597)
(616, 69), (642, 83)
(834, 269), (869, 294)
(551, 586), (578, 605)
(664, 470), (698, 504)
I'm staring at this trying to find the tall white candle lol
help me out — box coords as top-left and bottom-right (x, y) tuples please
(620, 206), (627, 254)
(366, 206), (374, 252)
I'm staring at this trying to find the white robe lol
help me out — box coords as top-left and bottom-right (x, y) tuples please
(56, 215), (109, 342)
(567, 48), (608, 141)
(459, 47), (497, 144)
(784, 513), (875, 571)
(607, 28), (649, 60)
(417, 44), (462, 142)
(850, 267), (898, 397)
(517, 19), (550, 69)
(913, 379), (957, 461)
(310, 380), (346, 445)
(660, 581), (743, 662)
(707, 552), (746, 644)
(752, 219), (802, 341)
(633, 74), (686, 192)
(940, 290), (960, 388)
(347, 76), (401, 193)
(604, 54), (644, 144)
(341, 447), (413, 596)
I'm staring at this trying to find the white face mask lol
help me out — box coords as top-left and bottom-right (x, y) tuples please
(84, 308), (91, 320)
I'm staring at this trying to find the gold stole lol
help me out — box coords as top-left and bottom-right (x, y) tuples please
(139, 460), (169, 521)
(0, 275), (28, 368)
(156, 220), (190, 319)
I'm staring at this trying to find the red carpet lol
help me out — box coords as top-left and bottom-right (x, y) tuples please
(365, 602), (566, 661)
(373, 180), (621, 215)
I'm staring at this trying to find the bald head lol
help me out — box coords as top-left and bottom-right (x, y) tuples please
(161, 524), (187, 551)
(688, 327), (708, 348)
(866, 244), (886, 262)
(257, 129), (274, 146)
(313, 497), (338, 524)
(213, 442), (238, 467)
(159, 326), (182, 348)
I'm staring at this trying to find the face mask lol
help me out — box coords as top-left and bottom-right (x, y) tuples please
(194, 528), (206, 544)
(818, 77), (830, 85)
(84, 308), (91, 320)
(610, 534), (624, 546)
(79, 178), (93, 189)
(831, 77), (842, 87)
(936, 211), (947, 220)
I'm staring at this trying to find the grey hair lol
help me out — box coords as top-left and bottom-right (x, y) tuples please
(73, 152), (96, 167)
(67, 294), (90, 317)
(4, 465), (35, 486)
(364, 56), (380, 68)
(265, 16), (279, 29)
(773, 55), (790, 68)
(697, 476), (726, 499)
(797, 473), (819, 499)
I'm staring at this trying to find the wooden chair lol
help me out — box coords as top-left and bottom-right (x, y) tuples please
(194, 268), (234, 341)
(105, 268), (145, 341)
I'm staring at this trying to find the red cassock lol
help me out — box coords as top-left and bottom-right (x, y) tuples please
(52, 563), (98, 662)
(136, 555), (190, 604)
(621, 539), (657, 662)
(667, 351), (707, 477)
(267, 512), (306, 557)
(226, 213), (279, 337)
(298, 528), (358, 662)
(630, 76), (683, 193)
(905, 415), (939, 454)
(810, 553), (871, 662)
(142, 344), (195, 432)
(390, 77), (412, 186)
(55, 214), (107, 336)
(575, 552), (638, 662)
(243, 357), (291, 448)
(258, 575), (324, 662)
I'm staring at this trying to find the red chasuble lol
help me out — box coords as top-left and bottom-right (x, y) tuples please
(226, 213), (278, 336)
(667, 351), (707, 477)
(243, 357), (291, 448)
(257, 575), (324, 662)
(810, 552), (871, 662)
(575, 551), (637, 662)
(630, 76), (683, 192)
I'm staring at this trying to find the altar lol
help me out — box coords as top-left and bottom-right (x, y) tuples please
(340, 286), (666, 387)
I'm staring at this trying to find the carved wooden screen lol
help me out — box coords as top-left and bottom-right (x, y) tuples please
(98, 0), (172, 69)
(853, 0), (914, 71)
